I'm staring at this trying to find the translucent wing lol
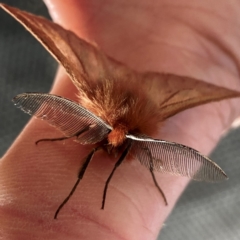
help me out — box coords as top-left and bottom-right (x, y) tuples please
(13, 93), (111, 144)
(127, 135), (227, 182)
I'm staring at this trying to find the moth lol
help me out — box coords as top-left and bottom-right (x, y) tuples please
(1, 4), (240, 219)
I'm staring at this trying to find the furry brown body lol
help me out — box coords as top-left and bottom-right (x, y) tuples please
(78, 77), (160, 147)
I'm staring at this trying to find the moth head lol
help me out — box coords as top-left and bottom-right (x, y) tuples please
(107, 125), (128, 147)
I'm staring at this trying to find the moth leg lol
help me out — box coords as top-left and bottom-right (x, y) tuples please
(36, 125), (90, 145)
(143, 147), (168, 206)
(149, 168), (168, 205)
(101, 141), (132, 210)
(54, 146), (101, 219)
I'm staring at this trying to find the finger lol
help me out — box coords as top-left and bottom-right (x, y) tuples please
(1, 1), (240, 240)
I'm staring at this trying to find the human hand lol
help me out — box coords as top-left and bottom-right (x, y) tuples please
(1, 0), (240, 239)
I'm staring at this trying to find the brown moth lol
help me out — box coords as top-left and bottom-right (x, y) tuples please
(1, 3), (240, 219)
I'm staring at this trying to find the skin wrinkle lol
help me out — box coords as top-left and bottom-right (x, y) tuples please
(188, 29), (240, 77)
(91, 0), (158, 19)
(107, 24), (155, 63)
(57, 1), (240, 79)
(207, 99), (239, 135)
(71, 211), (130, 240)
(85, 0), (225, 19)
(3, 201), (119, 240)
(71, 1), (127, 38)
(135, 167), (166, 207)
(225, 100), (239, 129)
(91, 159), (166, 232)
(219, 100), (238, 132)
(164, 116), (201, 147)
(202, 125), (219, 147)
(74, 160), (148, 226)
(144, 182), (166, 213)
(2, 206), (44, 231)
(159, 4), (240, 30)
(31, 186), (132, 240)
(71, 2), (169, 60)
(141, 226), (155, 240)
(212, 103), (230, 132)
(120, 30), (155, 63)
(99, 1), (152, 11)
(150, 37), (218, 66)
(98, 6), (240, 78)
(142, 38), (240, 81)
(199, 32), (240, 78)
(90, 166), (147, 225)
(127, 161), (155, 198)
(129, 163), (169, 218)
(195, 37), (235, 75)
(192, 103), (227, 140)
(173, 15), (240, 77)
(76, 2), (101, 34)
(102, 183), (146, 224)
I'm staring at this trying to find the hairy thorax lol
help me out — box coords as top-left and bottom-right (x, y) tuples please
(78, 77), (162, 145)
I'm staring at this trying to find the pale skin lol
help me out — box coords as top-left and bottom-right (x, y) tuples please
(1, 0), (240, 239)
